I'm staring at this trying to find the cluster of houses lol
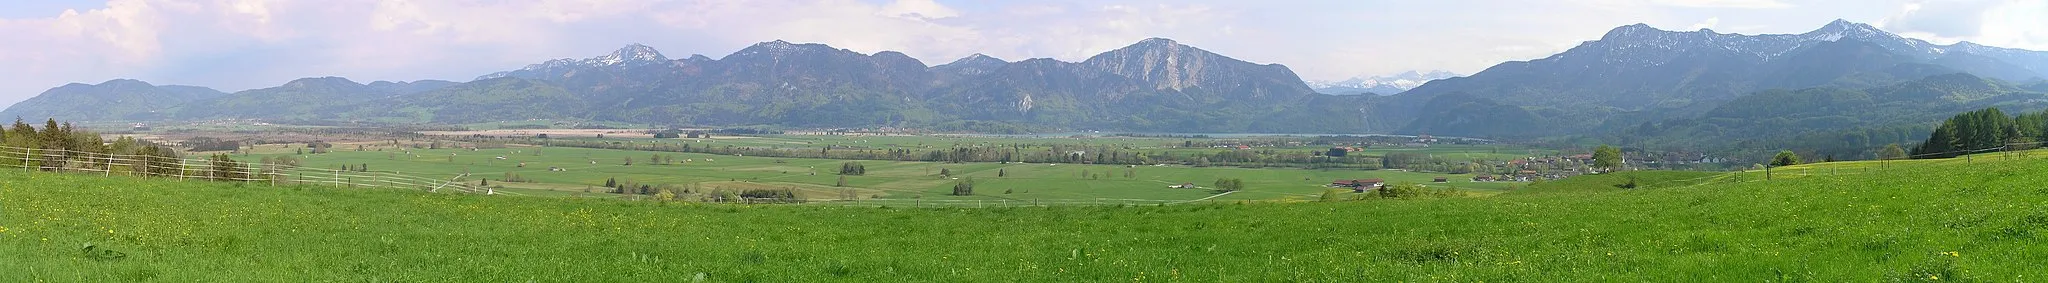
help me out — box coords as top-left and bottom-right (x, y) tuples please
(1328, 179), (1386, 193)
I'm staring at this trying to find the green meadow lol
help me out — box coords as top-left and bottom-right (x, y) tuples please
(231, 142), (1520, 203)
(8, 149), (2048, 280)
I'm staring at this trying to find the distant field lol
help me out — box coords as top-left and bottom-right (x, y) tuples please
(227, 142), (1521, 203)
(10, 150), (2048, 280)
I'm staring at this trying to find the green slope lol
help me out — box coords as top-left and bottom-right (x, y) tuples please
(7, 154), (2048, 281)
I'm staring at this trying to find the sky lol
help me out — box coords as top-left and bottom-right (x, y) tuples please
(0, 0), (2044, 107)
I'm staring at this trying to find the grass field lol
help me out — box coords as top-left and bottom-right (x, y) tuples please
(571, 134), (1549, 163)
(229, 142), (1521, 203)
(9, 149), (2048, 280)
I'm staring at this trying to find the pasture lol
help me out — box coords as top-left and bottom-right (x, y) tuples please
(228, 141), (1522, 203)
(8, 149), (2048, 280)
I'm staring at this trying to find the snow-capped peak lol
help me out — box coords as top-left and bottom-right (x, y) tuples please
(1306, 70), (1463, 94)
(475, 44), (676, 81)
(594, 43), (669, 65)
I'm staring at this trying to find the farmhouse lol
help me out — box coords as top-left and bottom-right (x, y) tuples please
(1433, 177), (1449, 183)
(1473, 175), (1495, 182)
(1329, 178), (1385, 192)
(1169, 183), (1197, 189)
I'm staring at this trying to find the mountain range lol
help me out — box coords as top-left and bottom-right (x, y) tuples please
(6, 19), (2048, 149)
(1389, 19), (2048, 138)
(1306, 70), (1462, 95)
(3, 38), (1371, 133)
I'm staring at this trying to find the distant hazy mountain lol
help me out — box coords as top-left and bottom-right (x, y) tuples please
(4, 38), (1366, 133)
(1390, 19), (2048, 138)
(17, 19), (2048, 138)
(367, 80), (459, 96)
(0, 79), (225, 121)
(1307, 70), (1461, 95)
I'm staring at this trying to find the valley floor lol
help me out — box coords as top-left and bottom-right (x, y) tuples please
(6, 152), (2048, 281)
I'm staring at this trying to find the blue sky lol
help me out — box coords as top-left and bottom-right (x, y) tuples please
(0, 0), (2043, 107)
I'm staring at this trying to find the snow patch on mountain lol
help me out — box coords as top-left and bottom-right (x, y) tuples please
(1307, 70), (1462, 95)
(476, 44), (670, 81)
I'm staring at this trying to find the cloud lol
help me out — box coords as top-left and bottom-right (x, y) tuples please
(1689, 17), (1721, 30)
(877, 0), (959, 20)
(1883, 0), (2048, 50)
(1883, 0), (1999, 37)
(1652, 0), (1794, 9)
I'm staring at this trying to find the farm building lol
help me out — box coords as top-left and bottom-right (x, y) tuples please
(1330, 178), (1385, 192)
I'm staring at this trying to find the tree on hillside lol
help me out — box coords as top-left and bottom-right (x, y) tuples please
(1592, 145), (1622, 171)
(1913, 107), (2034, 159)
(839, 162), (866, 175)
(1879, 143), (1908, 160)
(1771, 150), (1801, 167)
(951, 178), (974, 196)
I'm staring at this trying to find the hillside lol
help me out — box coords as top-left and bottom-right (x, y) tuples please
(1392, 20), (2048, 139)
(1608, 73), (2048, 162)
(0, 79), (224, 121)
(8, 153), (2048, 280)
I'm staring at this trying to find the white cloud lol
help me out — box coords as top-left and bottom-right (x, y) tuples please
(877, 0), (959, 20)
(1883, 0), (2048, 50)
(1653, 0), (1794, 9)
(1688, 17), (1721, 30)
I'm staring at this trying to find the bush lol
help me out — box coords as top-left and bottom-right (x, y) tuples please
(739, 189), (801, 203)
(1377, 183), (1456, 199)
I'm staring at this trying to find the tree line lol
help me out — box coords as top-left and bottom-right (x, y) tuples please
(447, 135), (1390, 170)
(1910, 107), (2048, 159)
(0, 118), (203, 178)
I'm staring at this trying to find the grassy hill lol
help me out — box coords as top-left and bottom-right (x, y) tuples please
(8, 152), (2048, 281)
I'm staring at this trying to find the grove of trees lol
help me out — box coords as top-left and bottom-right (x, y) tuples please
(1911, 107), (2048, 159)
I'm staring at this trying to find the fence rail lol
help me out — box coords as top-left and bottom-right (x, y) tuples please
(0, 145), (488, 194)
(0, 145), (1235, 206)
(794, 198), (1193, 208)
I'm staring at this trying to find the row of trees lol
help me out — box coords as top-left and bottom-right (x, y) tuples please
(1912, 107), (2048, 158)
(451, 135), (1389, 170)
(1, 118), (193, 178)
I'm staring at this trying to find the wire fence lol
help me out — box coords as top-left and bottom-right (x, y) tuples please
(1, 145), (1247, 206)
(797, 198), (1193, 208)
(1720, 141), (2048, 183)
(0, 145), (491, 195)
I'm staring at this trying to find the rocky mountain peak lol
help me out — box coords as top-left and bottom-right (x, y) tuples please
(726, 39), (841, 60)
(1600, 23), (1663, 40)
(595, 43), (669, 65)
(940, 53), (1007, 68)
